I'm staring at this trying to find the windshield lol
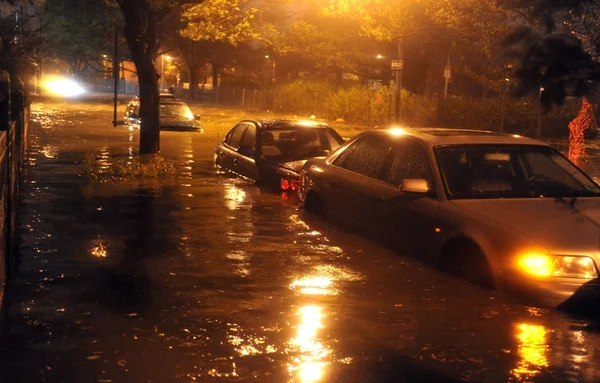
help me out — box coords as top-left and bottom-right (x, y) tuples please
(435, 144), (600, 199)
(160, 103), (194, 119)
(260, 127), (344, 159)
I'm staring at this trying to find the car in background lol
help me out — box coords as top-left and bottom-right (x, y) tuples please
(214, 119), (345, 192)
(124, 97), (202, 132)
(299, 127), (600, 307)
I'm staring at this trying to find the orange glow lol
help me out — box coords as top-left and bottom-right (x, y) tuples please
(388, 127), (406, 136)
(90, 242), (107, 258)
(518, 253), (551, 277)
(290, 276), (333, 296)
(511, 323), (550, 380)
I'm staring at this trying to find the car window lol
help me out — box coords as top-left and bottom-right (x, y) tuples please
(226, 124), (248, 149)
(240, 123), (257, 152)
(335, 134), (393, 180)
(385, 139), (433, 186)
(259, 127), (343, 158)
(436, 145), (600, 199)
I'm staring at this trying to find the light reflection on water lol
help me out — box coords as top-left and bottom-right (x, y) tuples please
(224, 184), (246, 211)
(287, 305), (330, 383)
(512, 323), (550, 381)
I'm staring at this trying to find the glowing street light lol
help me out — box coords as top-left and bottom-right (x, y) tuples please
(376, 54), (384, 59)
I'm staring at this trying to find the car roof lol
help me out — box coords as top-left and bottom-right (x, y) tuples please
(363, 127), (548, 148)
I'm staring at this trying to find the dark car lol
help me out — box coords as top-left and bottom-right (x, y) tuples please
(124, 97), (202, 132)
(299, 127), (600, 307)
(214, 119), (345, 192)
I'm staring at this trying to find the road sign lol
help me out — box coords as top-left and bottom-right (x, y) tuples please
(444, 64), (451, 79)
(391, 60), (404, 70)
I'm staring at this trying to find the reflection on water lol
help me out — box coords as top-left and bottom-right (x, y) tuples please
(40, 144), (59, 159)
(287, 305), (331, 382)
(90, 238), (108, 258)
(290, 265), (361, 296)
(290, 276), (333, 296)
(224, 184), (246, 211)
(512, 323), (550, 381)
(226, 250), (250, 277)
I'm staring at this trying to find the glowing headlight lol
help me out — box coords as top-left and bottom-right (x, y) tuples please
(44, 79), (86, 97)
(518, 254), (598, 279)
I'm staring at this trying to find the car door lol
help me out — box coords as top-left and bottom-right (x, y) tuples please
(325, 133), (394, 229)
(217, 123), (248, 173)
(235, 122), (259, 180)
(376, 138), (441, 258)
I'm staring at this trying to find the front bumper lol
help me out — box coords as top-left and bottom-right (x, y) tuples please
(496, 272), (600, 308)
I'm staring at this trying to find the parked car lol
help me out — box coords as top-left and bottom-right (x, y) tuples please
(299, 127), (600, 307)
(214, 119), (345, 192)
(124, 97), (202, 132)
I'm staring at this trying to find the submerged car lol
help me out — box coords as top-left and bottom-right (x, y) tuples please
(299, 127), (600, 307)
(214, 119), (345, 192)
(124, 97), (202, 132)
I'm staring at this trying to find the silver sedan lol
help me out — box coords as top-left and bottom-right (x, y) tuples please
(298, 127), (600, 307)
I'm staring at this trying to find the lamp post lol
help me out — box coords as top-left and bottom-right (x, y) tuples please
(393, 39), (404, 123)
(537, 86), (544, 139)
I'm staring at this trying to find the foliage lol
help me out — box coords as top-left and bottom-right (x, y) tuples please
(0, 2), (43, 79)
(500, 0), (600, 106)
(40, 0), (123, 75)
(84, 151), (176, 182)
(180, 0), (258, 45)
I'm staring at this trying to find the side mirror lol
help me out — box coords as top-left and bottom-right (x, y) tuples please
(238, 145), (254, 157)
(195, 114), (201, 120)
(400, 178), (429, 194)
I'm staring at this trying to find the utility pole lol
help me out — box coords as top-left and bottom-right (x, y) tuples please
(112, 28), (118, 127)
(393, 38), (404, 123)
(537, 87), (544, 139)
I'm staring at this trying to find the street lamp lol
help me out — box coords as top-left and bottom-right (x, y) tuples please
(537, 86), (544, 139)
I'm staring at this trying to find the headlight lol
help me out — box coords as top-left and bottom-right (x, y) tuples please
(518, 253), (598, 279)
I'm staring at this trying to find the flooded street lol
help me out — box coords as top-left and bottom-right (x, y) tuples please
(1, 99), (600, 382)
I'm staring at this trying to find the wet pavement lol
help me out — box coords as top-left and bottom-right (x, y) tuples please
(1, 99), (600, 383)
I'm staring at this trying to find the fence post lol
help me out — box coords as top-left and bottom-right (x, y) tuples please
(241, 88), (246, 110)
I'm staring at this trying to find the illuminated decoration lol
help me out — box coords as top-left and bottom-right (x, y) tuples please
(511, 323), (551, 381)
(568, 97), (597, 166)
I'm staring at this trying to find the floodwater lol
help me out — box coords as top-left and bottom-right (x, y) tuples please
(1, 99), (600, 382)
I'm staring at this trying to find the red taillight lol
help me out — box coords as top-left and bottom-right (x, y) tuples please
(290, 179), (299, 192)
(281, 178), (290, 191)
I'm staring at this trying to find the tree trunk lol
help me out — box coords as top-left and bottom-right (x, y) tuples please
(190, 67), (197, 100)
(118, 0), (160, 155)
(211, 62), (219, 92)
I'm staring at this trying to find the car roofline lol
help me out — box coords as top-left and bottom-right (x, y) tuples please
(355, 127), (549, 147)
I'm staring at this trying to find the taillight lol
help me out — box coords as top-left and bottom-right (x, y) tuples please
(281, 178), (290, 191)
(290, 179), (299, 192)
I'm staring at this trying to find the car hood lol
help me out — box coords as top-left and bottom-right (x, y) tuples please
(451, 198), (600, 254)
